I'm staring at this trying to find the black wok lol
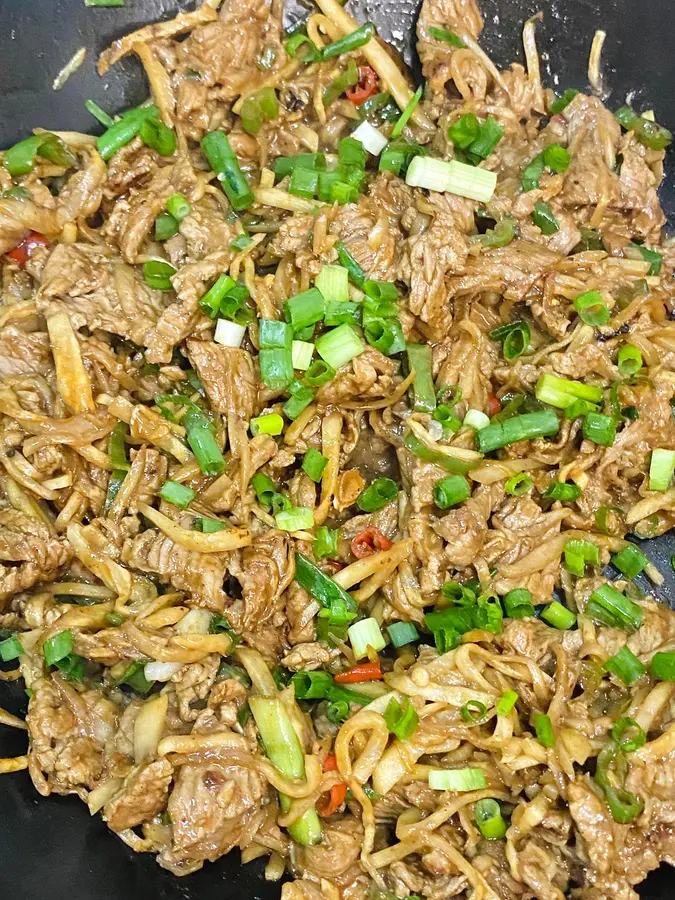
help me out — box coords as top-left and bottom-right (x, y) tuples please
(0, 0), (673, 896)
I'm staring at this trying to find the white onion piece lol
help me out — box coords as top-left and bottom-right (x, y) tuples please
(350, 121), (388, 155)
(214, 318), (246, 348)
(145, 660), (183, 682)
(176, 607), (212, 634)
(134, 693), (168, 764)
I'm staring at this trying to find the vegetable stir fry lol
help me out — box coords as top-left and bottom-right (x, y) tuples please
(1, 0), (675, 898)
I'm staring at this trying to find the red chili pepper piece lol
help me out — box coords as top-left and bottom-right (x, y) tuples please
(351, 527), (393, 559)
(334, 660), (383, 683)
(346, 66), (378, 105)
(6, 230), (49, 267)
(487, 393), (502, 418)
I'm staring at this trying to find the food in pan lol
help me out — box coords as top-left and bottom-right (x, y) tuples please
(1, 0), (675, 897)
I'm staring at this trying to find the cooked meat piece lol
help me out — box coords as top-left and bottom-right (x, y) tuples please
(26, 675), (116, 796)
(0, 510), (71, 608)
(0, 325), (53, 378)
(172, 654), (220, 722)
(38, 243), (167, 350)
(316, 348), (396, 405)
(103, 758), (173, 832)
(186, 340), (257, 419)
(122, 529), (229, 611)
(281, 641), (339, 672)
(161, 760), (268, 870)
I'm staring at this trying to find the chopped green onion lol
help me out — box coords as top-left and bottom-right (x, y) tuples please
(650, 651), (675, 681)
(604, 646), (646, 686)
(155, 212), (179, 242)
(543, 481), (582, 502)
(364, 317), (405, 356)
(351, 120), (389, 156)
(481, 216), (517, 249)
(357, 477), (398, 512)
(541, 600), (577, 629)
(108, 422), (129, 472)
(43, 630), (73, 666)
(249, 696), (322, 845)
(391, 86), (423, 139)
(201, 130), (254, 211)
(406, 156), (497, 203)
(139, 117), (177, 156)
(535, 372), (603, 409)
(469, 118), (505, 160)
(406, 343), (436, 413)
(240, 87), (279, 135)
(574, 290), (610, 326)
(428, 25), (465, 46)
(617, 345), (643, 377)
(461, 700), (487, 723)
(387, 621), (419, 647)
(384, 697), (419, 741)
(348, 616), (386, 659)
(614, 106), (672, 150)
(595, 505), (624, 534)
(489, 321), (530, 360)
(302, 448), (328, 483)
(521, 152), (546, 191)
(335, 240), (366, 288)
(260, 347), (293, 391)
(142, 260), (175, 291)
(95, 104), (159, 161)
(164, 193), (190, 223)
(324, 301), (361, 327)
(464, 409), (490, 431)
(504, 472), (533, 496)
(612, 544), (649, 579)
(85, 99), (114, 128)
(612, 717), (646, 753)
(476, 408), (560, 453)
(532, 200), (559, 235)
(251, 473), (276, 506)
(405, 433), (477, 475)
(272, 153), (326, 179)
(3, 132), (76, 177)
(323, 58), (359, 108)
(632, 243), (662, 275)
(441, 581), (477, 606)
(0, 634), (23, 662)
(304, 359), (335, 387)
(182, 407), (225, 476)
(549, 88), (578, 115)
(313, 526), (339, 560)
(583, 412), (616, 447)
(321, 22), (375, 59)
(315, 324), (364, 370)
(428, 767), (487, 791)
(283, 383), (314, 420)
(496, 690), (518, 716)
(194, 517), (227, 533)
(284, 288), (325, 332)
(542, 143), (570, 172)
(533, 713), (554, 748)
(338, 136), (367, 170)
(433, 405), (461, 433)
(291, 340), (314, 371)
(564, 539), (600, 576)
(259, 319), (292, 349)
(585, 583), (643, 632)
(474, 798), (507, 839)
(199, 274), (236, 318)
(159, 480), (195, 509)
(503, 588), (534, 619)
(230, 233), (253, 252)
(250, 413), (284, 436)
(288, 167), (319, 199)
(649, 448), (675, 491)
(594, 742), (644, 824)
(433, 475), (471, 509)
(448, 113), (480, 149)
(295, 553), (357, 624)
(285, 33), (321, 63)
(276, 507), (314, 532)
(315, 265), (349, 305)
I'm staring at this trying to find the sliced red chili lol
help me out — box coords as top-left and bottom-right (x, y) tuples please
(346, 66), (378, 106)
(334, 660), (383, 683)
(487, 393), (502, 418)
(317, 753), (347, 816)
(351, 527), (393, 559)
(6, 230), (50, 267)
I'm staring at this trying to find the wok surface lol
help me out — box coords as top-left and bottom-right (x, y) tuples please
(0, 0), (673, 896)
